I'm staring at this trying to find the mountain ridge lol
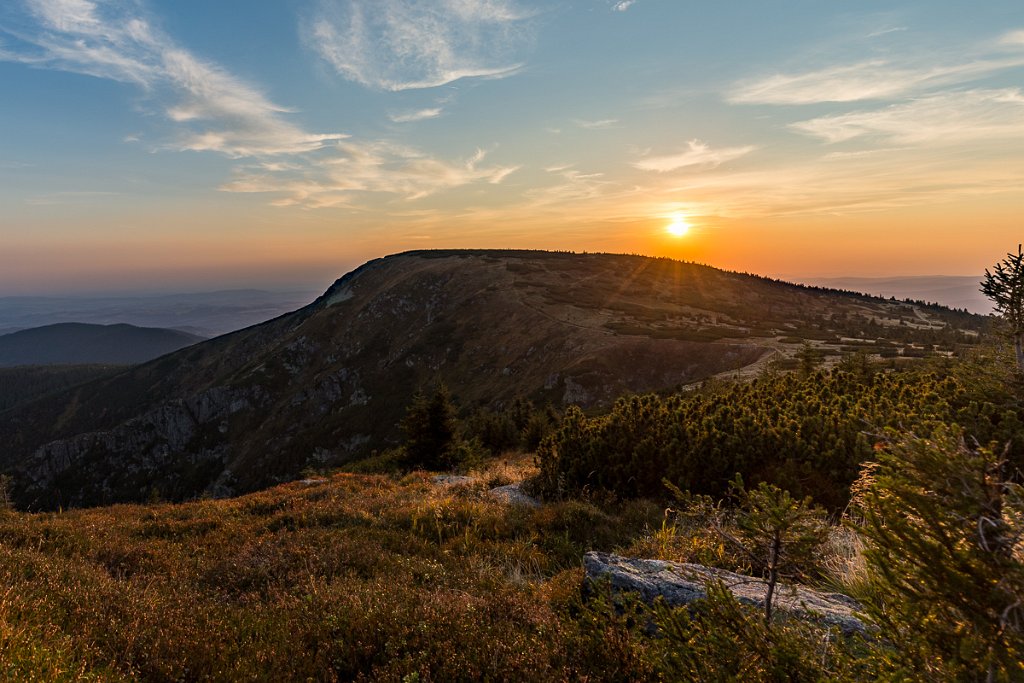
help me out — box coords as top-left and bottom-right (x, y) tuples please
(797, 275), (990, 314)
(0, 250), (987, 509)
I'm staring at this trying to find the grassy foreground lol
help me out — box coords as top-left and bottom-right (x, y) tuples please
(2, 434), (1018, 680)
(0, 461), (681, 681)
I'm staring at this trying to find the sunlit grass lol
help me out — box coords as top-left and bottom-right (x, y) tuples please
(0, 468), (669, 680)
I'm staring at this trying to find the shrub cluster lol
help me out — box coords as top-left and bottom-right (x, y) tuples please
(537, 363), (1024, 509)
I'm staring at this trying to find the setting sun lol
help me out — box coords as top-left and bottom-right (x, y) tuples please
(667, 215), (691, 237)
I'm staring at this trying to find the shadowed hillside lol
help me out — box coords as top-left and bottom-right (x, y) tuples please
(0, 290), (319, 338)
(0, 365), (124, 412)
(0, 250), (987, 509)
(0, 323), (205, 366)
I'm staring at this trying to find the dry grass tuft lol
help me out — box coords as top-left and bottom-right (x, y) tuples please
(820, 525), (872, 600)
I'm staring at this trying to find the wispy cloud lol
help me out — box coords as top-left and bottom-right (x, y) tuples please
(0, 0), (346, 157)
(612, 1), (638, 11)
(655, 147), (1024, 218)
(388, 107), (443, 123)
(523, 165), (615, 208)
(220, 142), (520, 207)
(0, 0), (521, 210)
(306, 0), (533, 91)
(729, 56), (1024, 105)
(574, 118), (618, 129)
(790, 88), (1024, 144)
(867, 26), (906, 38)
(1001, 29), (1024, 46)
(633, 140), (755, 172)
(720, 25), (1024, 222)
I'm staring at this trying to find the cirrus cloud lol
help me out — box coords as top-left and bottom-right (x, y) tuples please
(221, 142), (520, 207)
(0, 0), (520, 210)
(729, 57), (1024, 105)
(305, 0), (534, 91)
(388, 107), (444, 123)
(0, 0), (347, 157)
(790, 88), (1024, 145)
(633, 140), (755, 172)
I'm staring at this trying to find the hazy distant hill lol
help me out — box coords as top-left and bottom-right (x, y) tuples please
(798, 275), (991, 314)
(0, 250), (986, 509)
(0, 323), (205, 366)
(0, 289), (319, 338)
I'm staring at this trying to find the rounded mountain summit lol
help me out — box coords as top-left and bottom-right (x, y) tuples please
(0, 250), (980, 509)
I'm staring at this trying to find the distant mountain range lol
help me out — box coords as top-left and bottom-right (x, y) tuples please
(0, 250), (987, 510)
(795, 276), (991, 314)
(0, 289), (320, 338)
(0, 323), (205, 366)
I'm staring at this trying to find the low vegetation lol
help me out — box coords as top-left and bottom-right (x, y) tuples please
(0, 462), (672, 681)
(536, 350), (1024, 510)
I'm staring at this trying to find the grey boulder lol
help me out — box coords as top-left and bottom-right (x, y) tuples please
(583, 551), (867, 635)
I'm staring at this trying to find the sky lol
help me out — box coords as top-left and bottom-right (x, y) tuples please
(1, 0), (1022, 295)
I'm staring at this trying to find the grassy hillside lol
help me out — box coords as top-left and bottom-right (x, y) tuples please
(0, 462), (670, 681)
(0, 446), (1017, 680)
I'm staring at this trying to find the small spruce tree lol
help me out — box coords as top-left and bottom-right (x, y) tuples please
(401, 384), (460, 470)
(796, 342), (823, 377)
(981, 244), (1024, 370)
(670, 477), (828, 625)
(726, 477), (829, 625)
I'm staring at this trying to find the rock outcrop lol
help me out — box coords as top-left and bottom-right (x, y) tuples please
(488, 483), (541, 507)
(583, 551), (867, 635)
(15, 385), (270, 508)
(431, 476), (542, 507)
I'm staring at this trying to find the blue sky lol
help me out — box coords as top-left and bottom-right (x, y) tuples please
(1, 0), (1023, 294)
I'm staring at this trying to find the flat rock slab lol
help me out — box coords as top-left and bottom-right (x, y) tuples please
(583, 551), (866, 635)
(488, 483), (541, 508)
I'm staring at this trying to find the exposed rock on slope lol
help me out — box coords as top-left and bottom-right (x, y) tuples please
(0, 250), (980, 509)
(583, 551), (867, 635)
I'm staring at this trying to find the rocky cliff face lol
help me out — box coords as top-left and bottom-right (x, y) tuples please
(16, 385), (269, 507)
(0, 250), (977, 509)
